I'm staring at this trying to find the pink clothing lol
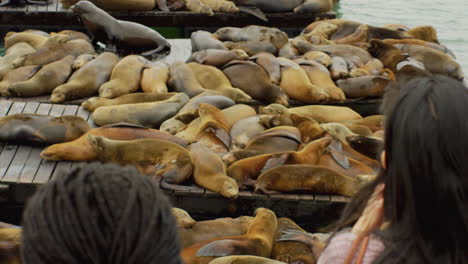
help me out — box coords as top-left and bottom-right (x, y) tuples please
(318, 230), (385, 264)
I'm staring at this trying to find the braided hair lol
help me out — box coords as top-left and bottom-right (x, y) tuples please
(21, 162), (182, 264)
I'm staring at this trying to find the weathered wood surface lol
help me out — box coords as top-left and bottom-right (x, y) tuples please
(0, 0), (335, 29)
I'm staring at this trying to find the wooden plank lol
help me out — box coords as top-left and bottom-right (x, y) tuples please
(0, 100), (13, 116)
(62, 105), (79, 116)
(22, 102), (40, 114)
(7, 102), (26, 115)
(0, 144), (19, 181)
(330, 195), (350, 203)
(49, 104), (66, 116)
(76, 106), (91, 120)
(315, 194), (331, 203)
(36, 103), (53, 115)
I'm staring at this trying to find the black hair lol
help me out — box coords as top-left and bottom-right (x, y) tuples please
(336, 75), (468, 263)
(21, 162), (182, 264)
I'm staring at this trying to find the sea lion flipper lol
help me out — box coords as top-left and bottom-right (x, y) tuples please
(196, 239), (250, 257)
(329, 149), (350, 169)
(238, 6), (268, 22)
(261, 153), (289, 173)
(155, 0), (170, 11)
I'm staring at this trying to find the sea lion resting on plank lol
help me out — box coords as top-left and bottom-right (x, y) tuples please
(187, 49), (249, 68)
(229, 115), (266, 151)
(82, 93), (178, 112)
(0, 43), (36, 80)
(0, 114), (90, 145)
(88, 135), (193, 184)
(260, 104), (362, 123)
(40, 123), (188, 161)
(140, 61), (170, 94)
(4, 31), (48, 50)
(0, 66), (41, 97)
(70, 1), (170, 59)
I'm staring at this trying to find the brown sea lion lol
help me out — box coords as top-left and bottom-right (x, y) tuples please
(329, 56), (349, 80)
(227, 137), (331, 189)
(187, 62), (253, 103)
(292, 40), (372, 65)
(220, 104), (257, 129)
(384, 24), (410, 32)
(332, 24), (368, 45)
(40, 123), (188, 161)
(13, 35), (94, 67)
(368, 39), (409, 72)
(408, 25), (439, 43)
(88, 135), (193, 183)
(92, 93), (189, 128)
(0, 114), (89, 145)
(99, 55), (147, 99)
(187, 49), (249, 67)
(71, 53), (96, 70)
(173, 208), (196, 228)
(278, 42), (300, 59)
(249, 52), (281, 84)
(0, 43), (36, 80)
(191, 31), (227, 52)
(51, 52), (119, 103)
(223, 126), (301, 165)
(62, 0), (155, 10)
(325, 135), (381, 171)
(277, 230), (326, 260)
(320, 123), (357, 144)
(0, 65), (41, 96)
(351, 58), (384, 76)
(272, 218), (316, 264)
(4, 31), (48, 50)
(208, 256), (286, 264)
(317, 151), (375, 180)
(52, 30), (92, 43)
(258, 114), (293, 129)
(346, 135), (384, 160)
(223, 41), (277, 56)
(298, 59), (346, 102)
(260, 104), (362, 123)
(169, 62), (207, 97)
(336, 75), (391, 98)
(179, 216), (253, 249)
(71, 1), (171, 58)
(345, 125), (373, 136)
(82, 92), (178, 112)
(140, 61), (170, 94)
(200, 0), (239, 12)
(181, 208), (277, 264)
(230, 115), (266, 151)
(215, 26), (289, 50)
(188, 142), (239, 198)
(340, 115), (384, 132)
(255, 165), (367, 196)
(290, 114), (325, 144)
(222, 60), (289, 106)
(185, 0), (214, 15)
(8, 56), (75, 97)
(277, 57), (329, 103)
(383, 39), (456, 58)
(294, 0), (332, 14)
(303, 51), (332, 66)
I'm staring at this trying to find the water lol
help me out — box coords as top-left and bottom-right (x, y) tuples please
(336, 0), (468, 73)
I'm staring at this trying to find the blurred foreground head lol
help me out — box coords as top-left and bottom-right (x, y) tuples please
(21, 162), (182, 264)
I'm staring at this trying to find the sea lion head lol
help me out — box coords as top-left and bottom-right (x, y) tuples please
(259, 104), (289, 115)
(70, 0), (97, 15)
(408, 25), (439, 44)
(232, 49), (249, 60)
(50, 89), (66, 104)
(220, 178), (239, 199)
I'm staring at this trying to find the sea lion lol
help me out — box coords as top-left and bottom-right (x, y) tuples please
(278, 42), (300, 59)
(181, 208), (277, 264)
(277, 57), (329, 103)
(303, 51), (332, 66)
(346, 135), (384, 160)
(351, 58), (384, 76)
(229, 0), (302, 12)
(179, 216), (253, 249)
(92, 93), (189, 128)
(301, 20), (339, 39)
(72, 53), (96, 70)
(140, 62), (170, 94)
(382, 39), (455, 58)
(191, 31), (227, 52)
(52, 30), (92, 43)
(208, 256), (286, 264)
(220, 104), (257, 128)
(290, 114), (325, 144)
(0, 114), (89, 145)
(40, 123), (188, 161)
(227, 137), (331, 189)
(0, 43), (36, 80)
(0, 65), (41, 97)
(187, 49), (249, 67)
(188, 142), (239, 198)
(223, 41), (277, 56)
(272, 218), (316, 264)
(82, 92), (178, 112)
(187, 62), (252, 103)
(214, 26), (289, 50)
(250, 52), (281, 84)
(212, 27), (241, 41)
(222, 60), (289, 106)
(368, 39), (409, 72)
(329, 56), (349, 80)
(317, 151), (375, 180)
(408, 25), (439, 43)
(336, 75), (391, 98)
(345, 125), (373, 136)
(373, 130), (384, 140)
(230, 115), (266, 151)
(255, 165), (367, 196)
(260, 104), (362, 123)
(332, 24), (368, 45)
(320, 123), (357, 144)
(8, 56), (75, 97)
(71, 1), (171, 58)
(88, 135), (193, 183)
(341, 115), (384, 132)
(325, 135), (381, 171)
(294, 0), (333, 14)
(51, 52), (119, 103)
(200, 0), (239, 12)
(395, 44), (464, 80)
(169, 62), (207, 97)
(384, 24), (410, 32)
(173, 208), (196, 228)
(62, 0), (155, 10)
(258, 114), (293, 129)
(13, 35), (94, 67)
(223, 126), (301, 165)
(298, 60), (346, 102)
(4, 31), (48, 50)
(185, 0), (214, 15)
(277, 230), (326, 260)
(99, 55), (147, 99)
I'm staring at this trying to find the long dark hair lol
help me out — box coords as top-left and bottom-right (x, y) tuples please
(336, 75), (468, 263)
(21, 162), (182, 264)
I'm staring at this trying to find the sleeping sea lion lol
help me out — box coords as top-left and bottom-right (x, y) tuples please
(52, 30), (92, 43)
(200, 0), (239, 12)
(188, 142), (239, 198)
(72, 53), (96, 70)
(368, 39), (409, 72)
(329, 56), (349, 80)
(297, 60), (345, 102)
(40, 123), (188, 161)
(51, 52), (119, 103)
(278, 42), (300, 59)
(320, 122), (357, 144)
(250, 52), (281, 84)
(294, 0), (333, 14)
(336, 75), (391, 98)
(191, 31), (227, 52)
(173, 208), (196, 228)
(71, 1), (170, 58)
(340, 115), (384, 132)
(303, 51), (332, 66)
(214, 26), (288, 50)
(82, 92), (178, 112)
(222, 60), (289, 106)
(290, 114), (325, 144)
(346, 135), (384, 160)
(187, 49), (249, 68)
(99, 55), (147, 99)
(185, 0), (214, 15)
(8, 56), (75, 97)
(230, 115), (266, 151)
(169, 62), (207, 97)
(187, 62), (252, 103)
(255, 165), (367, 196)
(383, 39), (455, 58)
(317, 151), (375, 180)
(292, 40), (372, 65)
(260, 104), (362, 123)
(140, 62), (169, 94)
(258, 114), (293, 128)
(0, 65), (41, 97)
(4, 31), (48, 50)
(0, 43), (36, 80)
(223, 41), (277, 56)
(0, 114), (89, 145)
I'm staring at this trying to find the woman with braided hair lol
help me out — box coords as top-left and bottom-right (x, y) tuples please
(21, 162), (182, 264)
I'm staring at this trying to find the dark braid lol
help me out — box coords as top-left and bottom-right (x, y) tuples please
(21, 162), (182, 264)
